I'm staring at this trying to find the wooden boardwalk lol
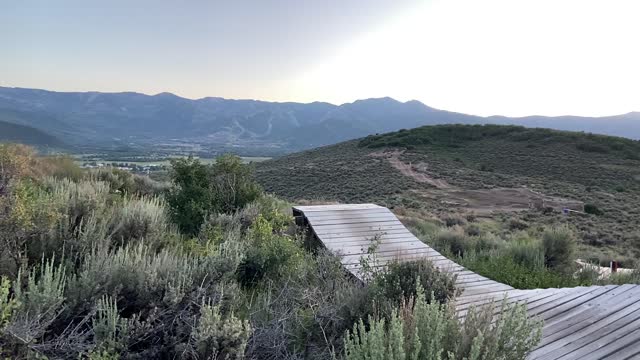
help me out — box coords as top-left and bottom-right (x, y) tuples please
(293, 203), (640, 360)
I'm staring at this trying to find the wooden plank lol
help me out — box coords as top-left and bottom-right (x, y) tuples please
(304, 208), (393, 219)
(306, 212), (397, 221)
(321, 234), (424, 246)
(552, 317), (640, 360)
(456, 289), (533, 312)
(460, 283), (513, 295)
(458, 279), (505, 289)
(340, 248), (440, 265)
(600, 341), (640, 359)
(530, 302), (640, 359)
(457, 288), (554, 308)
(536, 285), (619, 322)
(455, 275), (493, 285)
(528, 286), (612, 318)
(539, 285), (640, 342)
(293, 204), (382, 212)
(317, 230), (407, 241)
(525, 288), (591, 313)
(312, 222), (405, 232)
(309, 217), (400, 226)
(530, 286), (640, 358)
(332, 242), (432, 257)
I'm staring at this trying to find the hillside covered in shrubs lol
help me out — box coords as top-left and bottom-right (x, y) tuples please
(0, 143), (543, 359)
(256, 124), (640, 270)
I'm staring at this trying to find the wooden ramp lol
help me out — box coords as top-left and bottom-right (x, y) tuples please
(293, 203), (640, 360)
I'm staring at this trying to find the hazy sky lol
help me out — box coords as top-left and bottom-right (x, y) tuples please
(2, 0), (639, 117)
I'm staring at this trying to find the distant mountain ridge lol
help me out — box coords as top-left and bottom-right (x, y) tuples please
(0, 118), (66, 149)
(0, 86), (638, 154)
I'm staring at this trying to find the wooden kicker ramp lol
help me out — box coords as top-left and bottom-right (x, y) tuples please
(293, 204), (640, 360)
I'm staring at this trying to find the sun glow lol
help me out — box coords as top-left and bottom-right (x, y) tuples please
(292, 0), (640, 116)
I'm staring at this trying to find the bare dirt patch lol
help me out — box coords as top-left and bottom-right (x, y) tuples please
(417, 187), (584, 214)
(369, 150), (583, 214)
(369, 150), (450, 189)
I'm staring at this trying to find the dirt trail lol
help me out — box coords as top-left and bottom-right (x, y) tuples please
(370, 150), (450, 189)
(369, 149), (583, 214)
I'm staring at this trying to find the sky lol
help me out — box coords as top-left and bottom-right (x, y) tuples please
(2, 0), (639, 117)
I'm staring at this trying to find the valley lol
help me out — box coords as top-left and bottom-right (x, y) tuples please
(1, 86), (640, 156)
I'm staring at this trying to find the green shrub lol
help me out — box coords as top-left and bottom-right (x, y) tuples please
(465, 224), (481, 236)
(505, 236), (545, 270)
(584, 203), (603, 215)
(192, 300), (251, 359)
(87, 168), (136, 194)
(4, 258), (67, 349)
(167, 155), (263, 236)
(461, 254), (581, 289)
(442, 215), (466, 227)
(0, 276), (19, 330)
(479, 233), (506, 251)
(371, 260), (457, 309)
(211, 155), (263, 212)
(108, 196), (175, 247)
(43, 156), (84, 181)
(132, 173), (168, 196)
(404, 218), (440, 240)
(435, 230), (469, 257)
(245, 249), (361, 359)
(542, 226), (576, 269)
(236, 216), (302, 286)
(344, 285), (542, 360)
(67, 242), (232, 315)
(508, 218), (530, 230)
(91, 296), (130, 356)
(0, 179), (61, 272)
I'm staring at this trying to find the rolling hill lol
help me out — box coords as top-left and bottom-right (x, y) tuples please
(0, 86), (638, 154)
(256, 124), (640, 263)
(0, 118), (66, 149)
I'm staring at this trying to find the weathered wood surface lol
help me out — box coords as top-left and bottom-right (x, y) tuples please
(293, 203), (640, 360)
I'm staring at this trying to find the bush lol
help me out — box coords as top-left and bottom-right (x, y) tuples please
(509, 218), (530, 230)
(42, 156), (84, 182)
(0, 179), (61, 273)
(435, 230), (470, 257)
(2, 258), (67, 352)
(108, 196), (175, 247)
(167, 155), (263, 235)
(87, 168), (136, 194)
(236, 215), (302, 286)
(542, 226), (576, 269)
(584, 203), (603, 215)
(505, 234), (545, 270)
(344, 285), (542, 360)
(193, 301), (251, 359)
(465, 224), (481, 236)
(67, 242), (232, 315)
(462, 254), (582, 289)
(0, 276), (19, 331)
(370, 260), (457, 309)
(442, 215), (466, 227)
(91, 296), (131, 357)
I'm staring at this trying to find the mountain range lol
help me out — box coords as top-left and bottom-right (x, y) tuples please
(0, 86), (638, 154)
(0, 119), (65, 149)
